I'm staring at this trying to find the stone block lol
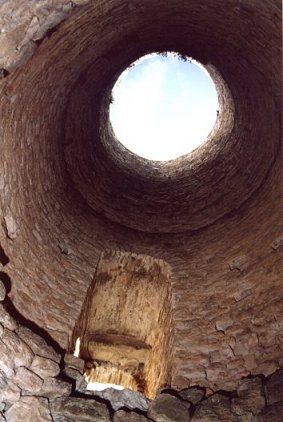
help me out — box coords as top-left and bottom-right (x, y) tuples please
(38, 377), (72, 399)
(0, 340), (15, 378)
(64, 353), (85, 373)
(89, 387), (150, 412)
(1, 380), (21, 405)
(232, 333), (258, 356)
(265, 368), (283, 405)
(13, 367), (43, 392)
(179, 387), (205, 405)
(215, 318), (234, 333)
(3, 214), (18, 240)
(232, 377), (265, 415)
(64, 366), (87, 391)
(114, 410), (149, 421)
(30, 355), (60, 378)
(17, 326), (60, 363)
(270, 236), (283, 251)
(0, 280), (6, 302)
(50, 396), (110, 421)
(5, 396), (52, 422)
(2, 328), (34, 368)
(192, 394), (235, 421)
(148, 393), (190, 422)
(257, 402), (283, 422)
(0, 304), (18, 331)
(228, 255), (249, 271)
(0, 370), (8, 401)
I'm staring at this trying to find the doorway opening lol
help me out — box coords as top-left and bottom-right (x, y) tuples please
(71, 251), (173, 399)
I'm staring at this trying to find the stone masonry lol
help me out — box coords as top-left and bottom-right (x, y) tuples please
(0, 0), (282, 420)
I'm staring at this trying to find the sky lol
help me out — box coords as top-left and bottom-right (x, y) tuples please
(109, 53), (219, 161)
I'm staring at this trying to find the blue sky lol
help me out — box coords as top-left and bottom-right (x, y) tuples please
(110, 53), (219, 161)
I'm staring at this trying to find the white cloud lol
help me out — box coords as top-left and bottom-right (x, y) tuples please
(110, 54), (218, 161)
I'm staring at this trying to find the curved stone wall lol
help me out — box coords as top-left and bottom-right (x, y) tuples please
(0, 0), (282, 396)
(1, 281), (283, 421)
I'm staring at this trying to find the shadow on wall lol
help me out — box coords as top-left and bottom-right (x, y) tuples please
(0, 244), (9, 267)
(0, 244), (63, 355)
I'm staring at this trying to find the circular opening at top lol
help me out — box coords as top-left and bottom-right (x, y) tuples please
(109, 52), (219, 161)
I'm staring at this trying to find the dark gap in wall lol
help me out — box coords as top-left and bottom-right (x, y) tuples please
(0, 245), (9, 266)
(0, 272), (11, 293)
(59, 368), (76, 391)
(0, 68), (10, 79)
(214, 389), (238, 399)
(160, 387), (191, 400)
(118, 405), (149, 418)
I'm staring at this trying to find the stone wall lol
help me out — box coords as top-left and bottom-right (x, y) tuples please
(0, 0), (282, 411)
(1, 279), (283, 421)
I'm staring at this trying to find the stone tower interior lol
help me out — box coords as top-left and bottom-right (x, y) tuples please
(0, 0), (282, 421)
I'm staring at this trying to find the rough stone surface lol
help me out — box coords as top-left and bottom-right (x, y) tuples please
(232, 377), (265, 416)
(5, 396), (52, 422)
(0, 0), (281, 419)
(179, 387), (205, 405)
(64, 366), (87, 391)
(13, 367), (43, 392)
(192, 394), (235, 421)
(114, 410), (149, 421)
(0, 340), (15, 378)
(0, 0), (280, 397)
(1, 380), (21, 405)
(265, 368), (283, 405)
(64, 353), (85, 373)
(0, 281), (5, 302)
(257, 402), (283, 422)
(17, 326), (60, 363)
(3, 214), (18, 240)
(0, 311), (282, 422)
(1, 328), (34, 368)
(89, 388), (151, 412)
(148, 393), (190, 422)
(38, 377), (72, 399)
(50, 396), (110, 421)
(30, 355), (60, 378)
(0, 305), (18, 331)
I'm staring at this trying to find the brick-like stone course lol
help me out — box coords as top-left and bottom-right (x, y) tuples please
(0, 279), (283, 420)
(0, 0), (282, 406)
